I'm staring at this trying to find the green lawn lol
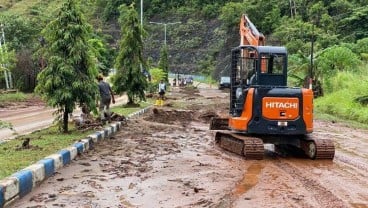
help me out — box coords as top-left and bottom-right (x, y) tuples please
(0, 100), (153, 179)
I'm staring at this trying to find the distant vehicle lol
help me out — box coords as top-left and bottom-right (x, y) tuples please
(218, 76), (230, 89)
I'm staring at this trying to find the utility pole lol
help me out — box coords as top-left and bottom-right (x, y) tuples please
(140, 0), (143, 27)
(309, 23), (315, 90)
(140, 0), (144, 78)
(149, 21), (181, 45)
(150, 21), (181, 81)
(0, 23), (12, 89)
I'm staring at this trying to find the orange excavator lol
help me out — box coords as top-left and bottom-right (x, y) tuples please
(210, 14), (335, 160)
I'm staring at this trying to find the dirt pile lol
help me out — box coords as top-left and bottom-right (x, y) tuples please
(145, 108), (194, 125)
(74, 112), (127, 131)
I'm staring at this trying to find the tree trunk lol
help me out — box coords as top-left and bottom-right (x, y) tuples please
(63, 107), (69, 132)
(128, 95), (134, 104)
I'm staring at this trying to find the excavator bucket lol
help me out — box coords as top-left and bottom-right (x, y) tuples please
(210, 117), (229, 130)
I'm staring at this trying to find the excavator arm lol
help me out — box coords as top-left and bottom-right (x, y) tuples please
(240, 14), (265, 46)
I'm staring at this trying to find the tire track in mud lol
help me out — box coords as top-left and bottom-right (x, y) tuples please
(274, 159), (348, 208)
(334, 154), (368, 174)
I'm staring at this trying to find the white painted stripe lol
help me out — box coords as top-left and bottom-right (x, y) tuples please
(23, 164), (45, 188)
(64, 146), (78, 160)
(97, 130), (105, 139)
(88, 134), (99, 143)
(0, 177), (19, 201)
(104, 127), (112, 137)
(45, 154), (63, 170)
(81, 139), (90, 151)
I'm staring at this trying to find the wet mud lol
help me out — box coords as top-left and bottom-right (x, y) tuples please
(12, 86), (368, 208)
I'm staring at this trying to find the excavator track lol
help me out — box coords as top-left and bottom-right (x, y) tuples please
(210, 117), (229, 130)
(215, 132), (264, 160)
(300, 137), (335, 160)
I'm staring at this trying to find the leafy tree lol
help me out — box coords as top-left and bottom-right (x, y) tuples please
(13, 49), (37, 91)
(219, 2), (247, 29)
(36, 0), (98, 132)
(0, 14), (40, 91)
(288, 53), (311, 86)
(240, 0), (282, 35)
(308, 1), (327, 25)
(273, 17), (315, 54)
(0, 45), (16, 72)
(99, 0), (126, 21)
(316, 46), (360, 77)
(145, 67), (165, 94)
(202, 3), (222, 19)
(352, 38), (368, 61)
(0, 43), (16, 89)
(330, 0), (353, 17)
(149, 67), (166, 82)
(340, 5), (368, 40)
(88, 38), (111, 75)
(158, 45), (169, 82)
(0, 14), (40, 50)
(199, 55), (215, 76)
(113, 3), (147, 104)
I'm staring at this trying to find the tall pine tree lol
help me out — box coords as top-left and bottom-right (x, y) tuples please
(36, 0), (98, 132)
(158, 45), (169, 82)
(113, 3), (147, 104)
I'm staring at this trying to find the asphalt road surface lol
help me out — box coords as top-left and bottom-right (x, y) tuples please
(0, 95), (127, 143)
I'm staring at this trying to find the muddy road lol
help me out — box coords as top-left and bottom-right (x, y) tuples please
(12, 85), (368, 208)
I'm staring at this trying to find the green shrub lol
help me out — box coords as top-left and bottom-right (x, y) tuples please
(147, 82), (158, 94)
(315, 69), (368, 124)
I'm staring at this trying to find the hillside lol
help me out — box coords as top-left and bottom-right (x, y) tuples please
(0, 0), (236, 79)
(1, 0), (368, 91)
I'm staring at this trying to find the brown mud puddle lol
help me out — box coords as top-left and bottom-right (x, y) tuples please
(233, 162), (265, 196)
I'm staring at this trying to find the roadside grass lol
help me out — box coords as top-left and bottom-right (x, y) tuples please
(315, 108), (368, 130)
(0, 92), (28, 104)
(111, 100), (152, 115)
(0, 100), (153, 179)
(314, 70), (368, 129)
(0, 125), (94, 179)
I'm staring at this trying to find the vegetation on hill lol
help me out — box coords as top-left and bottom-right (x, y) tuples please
(0, 0), (368, 123)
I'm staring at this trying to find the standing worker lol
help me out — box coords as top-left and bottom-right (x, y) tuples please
(158, 80), (166, 106)
(97, 74), (115, 124)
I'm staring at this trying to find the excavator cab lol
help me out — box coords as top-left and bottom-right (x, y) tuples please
(234, 45), (287, 87)
(229, 45), (313, 135)
(231, 46), (288, 116)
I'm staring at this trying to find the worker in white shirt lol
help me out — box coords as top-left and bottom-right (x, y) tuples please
(158, 80), (166, 100)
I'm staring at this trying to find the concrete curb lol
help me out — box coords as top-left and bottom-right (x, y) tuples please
(0, 106), (152, 208)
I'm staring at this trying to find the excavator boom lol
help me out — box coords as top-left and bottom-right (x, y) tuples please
(240, 14), (265, 46)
